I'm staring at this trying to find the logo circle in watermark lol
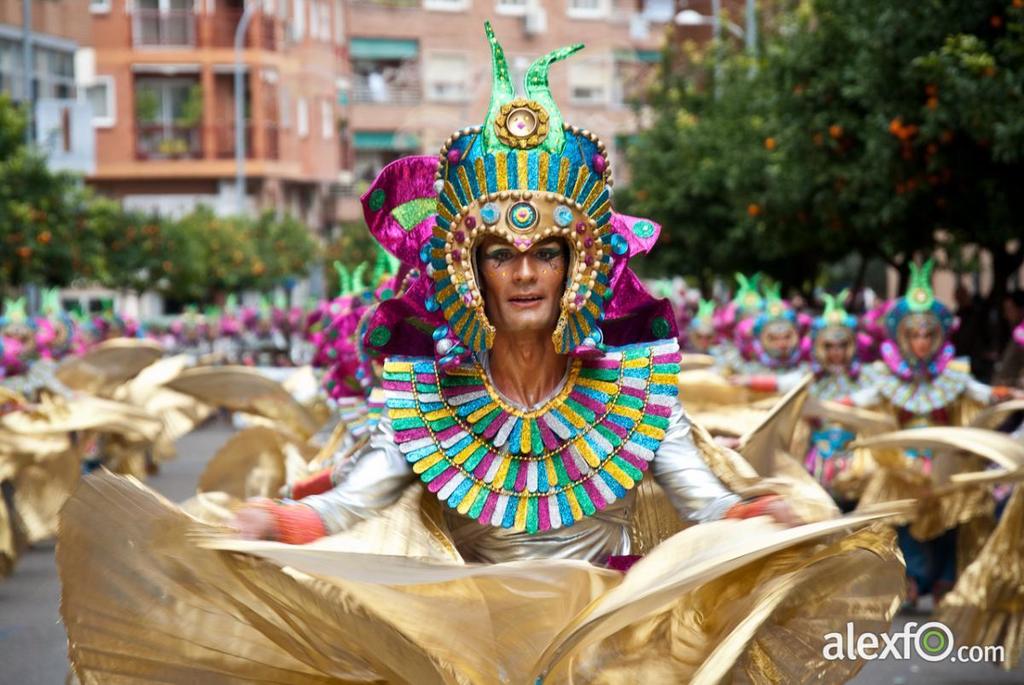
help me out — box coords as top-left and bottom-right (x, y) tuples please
(915, 621), (954, 662)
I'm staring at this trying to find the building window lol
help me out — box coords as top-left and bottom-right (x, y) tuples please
(90, 0), (112, 12)
(133, 77), (203, 159)
(495, 0), (527, 16)
(321, 98), (333, 139)
(297, 97), (309, 138)
(333, 0), (344, 45)
(280, 86), (291, 128)
(292, 0), (306, 42)
(424, 52), (469, 102)
(424, 0), (470, 10)
(83, 75), (115, 127)
(568, 60), (608, 105)
(350, 39), (421, 105)
(567, 0), (608, 19)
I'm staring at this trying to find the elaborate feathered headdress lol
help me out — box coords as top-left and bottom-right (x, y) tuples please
(356, 23), (675, 369)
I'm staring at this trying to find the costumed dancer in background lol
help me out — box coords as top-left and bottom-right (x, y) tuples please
(852, 260), (1021, 607)
(683, 298), (720, 355)
(59, 24), (904, 684)
(801, 291), (878, 507)
(726, 285), (811, 394)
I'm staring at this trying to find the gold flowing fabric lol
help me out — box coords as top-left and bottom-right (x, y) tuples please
(852, 426), (1024, 540)
(111, 355), (213, 464)
(195, 426), (315, 500)
(164, 366), (321, 440)
(59, 472), (905, 685)
(0, 487), (27, 578)
(939, 485), (1024, 670)
(55, 339), (163, 396)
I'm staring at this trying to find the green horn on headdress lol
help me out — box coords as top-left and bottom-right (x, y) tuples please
(696, 299), (716, 321)
(733, 273), (764, 313)
(41, 288), (60, 315)
(333, 261), (351, 297)
(4, 297), (27, 323)
(481, 21), (517, 152)
(821, 288), (850, 318)
(351, 262), (369, 293)
(225, 293), (238, 313)
(906, 258), (936, 312)
(258, 296), (270, 318)
(524, 42), (584, 153)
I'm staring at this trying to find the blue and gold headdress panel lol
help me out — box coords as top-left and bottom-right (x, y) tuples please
(426, 23), (617, 357)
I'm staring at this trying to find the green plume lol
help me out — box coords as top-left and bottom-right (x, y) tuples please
(481, 22), (516, 152)
(351, 262), (369, 293)
(733, 273), (764, 314)
(525, 42), (584, 153)
(696, 299), (716, 322)
(3, 297), (27, 323)
(333, 261), (351, 297)
(906, 259), (936, 312)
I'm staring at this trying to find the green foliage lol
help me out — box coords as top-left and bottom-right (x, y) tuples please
(323, 221), (382, 296)
(160, 207), (320, 302)
(627, 0), (1024, 294)
(0, 95), (99, 292)
(176, 85), (204, 128)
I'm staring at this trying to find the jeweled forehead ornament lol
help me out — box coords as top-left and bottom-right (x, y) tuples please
(358, 22), (675, 369)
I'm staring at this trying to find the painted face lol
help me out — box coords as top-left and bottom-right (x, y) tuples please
(907, 325), (936, 361)
(761, 321), (798, 359)
(478, 236), (567, 336)
(689, 328), (714, 352)
(823, 337), (851, 367)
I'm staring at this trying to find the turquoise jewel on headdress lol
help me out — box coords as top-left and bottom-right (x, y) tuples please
(508, 202), (538, 230)
(423, 22), (616, 358)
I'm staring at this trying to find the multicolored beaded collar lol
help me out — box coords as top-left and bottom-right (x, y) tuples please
(384, 340), (681, 533)
(866, 362), (970, 415)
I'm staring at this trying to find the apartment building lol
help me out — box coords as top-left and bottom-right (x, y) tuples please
(83, 0), (345, 231)
(337, 0), (677, 219)
(1, 0), (94, 171)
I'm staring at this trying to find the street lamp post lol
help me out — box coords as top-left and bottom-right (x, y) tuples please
(234, 2), (259, 213)
(22, 0), (33, 145)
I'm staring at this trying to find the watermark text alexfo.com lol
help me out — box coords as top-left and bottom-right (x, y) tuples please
(823, 621), (1004, 663)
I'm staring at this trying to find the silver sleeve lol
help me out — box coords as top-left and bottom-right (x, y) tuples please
(650, 402), (742, 523)
(300, 414), (416, 534)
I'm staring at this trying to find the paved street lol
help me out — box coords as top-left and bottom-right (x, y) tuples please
(1, 421), (1022, 684)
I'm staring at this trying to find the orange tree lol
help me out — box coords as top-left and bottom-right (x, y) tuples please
(625, 0), (1024, 297)
(0, 95), (101, 291)
(160, 207), (319, 302)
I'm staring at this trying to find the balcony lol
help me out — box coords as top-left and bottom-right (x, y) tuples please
(135, 124), (202, 160)
(352, 82), (421, 105)
(133, 10), (197, 48)
(207, 11), (278, 50)
(213, 123), (280, 161)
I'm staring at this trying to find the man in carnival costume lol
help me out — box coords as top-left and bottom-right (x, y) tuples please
(234, 26), (796, 548)
(851, 260), (1021, 606)
(683, 298), (719, 354)
(801, 291), (876, 503)
(59, 25), (906, 684)
(724, 285), (810, 394)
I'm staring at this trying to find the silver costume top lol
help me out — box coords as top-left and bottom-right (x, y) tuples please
(300, 364), (741, 565)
